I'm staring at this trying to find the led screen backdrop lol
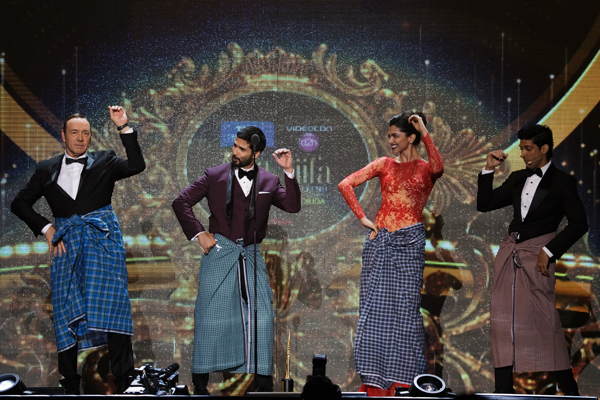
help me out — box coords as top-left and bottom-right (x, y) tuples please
(1, 0), (600, 395)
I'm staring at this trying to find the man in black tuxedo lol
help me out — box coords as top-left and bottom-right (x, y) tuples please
(11, 106), (145, 394)
(477, 124), (588, 395)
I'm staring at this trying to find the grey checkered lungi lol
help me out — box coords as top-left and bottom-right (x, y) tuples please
(354, 223), (427, 389)
(192, 234), (274, 375)
(491, 231), (571, 372)
(52, 205), (133, 352)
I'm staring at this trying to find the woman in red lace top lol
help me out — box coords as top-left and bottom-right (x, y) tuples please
(338, 112), (443, 396)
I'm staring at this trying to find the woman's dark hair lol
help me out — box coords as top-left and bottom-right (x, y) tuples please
(237, 126), (266, 152)
(62, 113), (87, 133)
(389, 111), (426, 146)
(517, 124), (554, 159)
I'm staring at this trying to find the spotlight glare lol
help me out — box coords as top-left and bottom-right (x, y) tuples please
(16, 244), (31, 256)
(137, 235), (151, 246)
(34, 242), (49, 254)
(422, 383), (438, 392)
(123, 236), (135, 246)
(0, 246), (13, 257)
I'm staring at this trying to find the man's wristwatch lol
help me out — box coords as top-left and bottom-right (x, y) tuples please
(116, 123), (130, 131)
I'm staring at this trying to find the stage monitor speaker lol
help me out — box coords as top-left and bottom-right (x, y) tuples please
(0, 374), (26, 395)
(396, 374), (454, 397)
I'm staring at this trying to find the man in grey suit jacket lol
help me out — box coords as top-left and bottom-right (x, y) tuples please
(477, 124), (588, 395)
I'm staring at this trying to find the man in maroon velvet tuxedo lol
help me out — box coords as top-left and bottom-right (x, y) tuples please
(172, 126), (301, 394)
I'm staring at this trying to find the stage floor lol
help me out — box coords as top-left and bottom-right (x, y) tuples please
(0, 393), (598, 399)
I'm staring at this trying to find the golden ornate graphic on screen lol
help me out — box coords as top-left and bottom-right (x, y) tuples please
(1, 1), (600, 395)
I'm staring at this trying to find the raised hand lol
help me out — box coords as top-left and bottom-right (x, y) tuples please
(485, 150), (508, 170)
(408, 114), (428, 135)
(108, 105), (128, 128)
(273, 148), (294, 174)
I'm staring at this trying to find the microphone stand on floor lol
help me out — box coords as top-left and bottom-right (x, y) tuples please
(249, 142), (259, 391)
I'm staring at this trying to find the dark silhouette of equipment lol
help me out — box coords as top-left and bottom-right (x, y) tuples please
(124, 363), (189, 395)
(312, 354), (327, 376)
(0, 374), (26, 395)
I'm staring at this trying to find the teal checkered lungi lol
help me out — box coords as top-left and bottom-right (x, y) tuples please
(51, 205), (133, 352)
(192, 234), (274, 375)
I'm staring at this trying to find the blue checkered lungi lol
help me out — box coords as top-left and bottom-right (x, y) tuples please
(354, 223), (427, 389)
(192, 234), (274, 375)
(51, 205), (133, 352)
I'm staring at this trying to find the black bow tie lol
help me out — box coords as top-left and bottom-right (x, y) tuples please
(526, 168), (542, 177)
(238, 168), (254, 180)
(65, 157), (87, 165)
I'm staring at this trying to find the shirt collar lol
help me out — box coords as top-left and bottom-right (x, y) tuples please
(63, 152), (88, 165)
(539, 161), (551, 176)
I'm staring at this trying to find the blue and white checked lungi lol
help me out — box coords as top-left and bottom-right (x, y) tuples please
(354, 223), (427, 389)
(192, 234), (274, 375)
(51, 205), (133, 352)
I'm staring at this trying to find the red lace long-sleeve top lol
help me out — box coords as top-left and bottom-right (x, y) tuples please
(338, 133), (444, 232)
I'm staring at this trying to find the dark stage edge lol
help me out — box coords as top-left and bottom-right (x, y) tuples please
(0, 394), (597, 399)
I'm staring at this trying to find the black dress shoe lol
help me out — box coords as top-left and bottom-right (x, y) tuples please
(65, 386), (81, 395)
(59, 378), (81, 395)
(255, 374), (274, 392)
(115, 374), (137, 394)
(194, 385), (210, 395)
(192, 373), (210, 395)
(493, 388), (516, 394)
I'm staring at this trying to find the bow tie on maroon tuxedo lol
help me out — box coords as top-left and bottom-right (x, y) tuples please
(526, 168), (542, 177)
(65, 157), (87, 165)
(238, 168), (255, 180)
(227, 165), (258, 221)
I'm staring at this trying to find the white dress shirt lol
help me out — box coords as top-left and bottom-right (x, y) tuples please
(236, 166), (255, 197)
(193, 166), (295, 240)
(58, 153), (88, 200)
(41, 128), (133, 235)
(520, 161), (551, 221)
(41, 152), (87, 235)
(481, 162), (553, 257)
